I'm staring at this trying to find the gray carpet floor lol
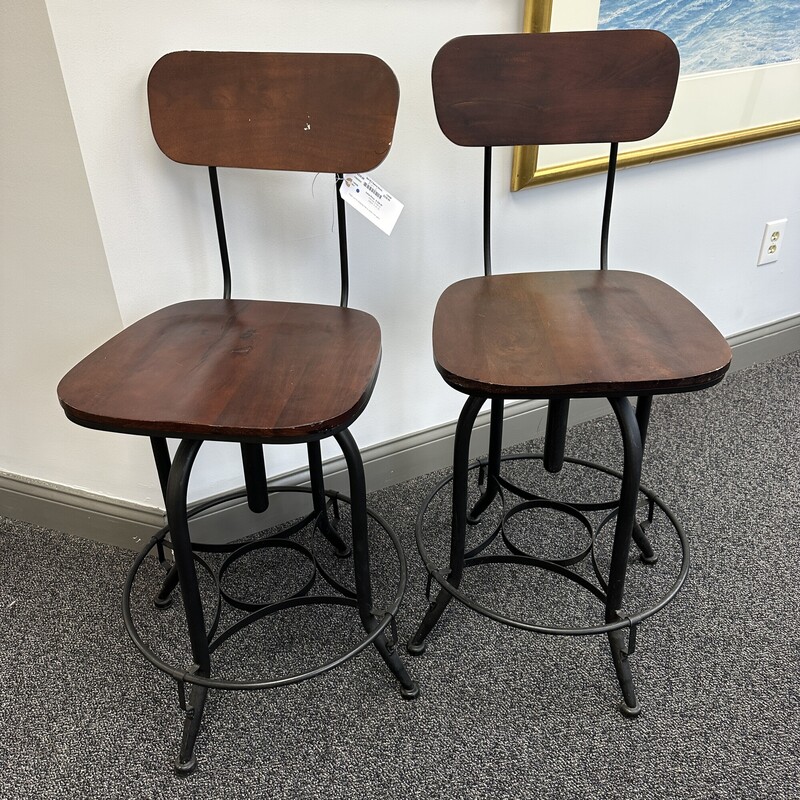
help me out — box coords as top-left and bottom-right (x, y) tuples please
(1, 351), (798, 799)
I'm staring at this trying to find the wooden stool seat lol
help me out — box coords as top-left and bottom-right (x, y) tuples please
(58, 299), (381, 441)
(433, 270), (730, 398)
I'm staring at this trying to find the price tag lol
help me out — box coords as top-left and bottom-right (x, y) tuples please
(339, 173), (403, 235)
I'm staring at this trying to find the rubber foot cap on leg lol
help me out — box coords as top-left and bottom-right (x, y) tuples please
(174, 755), (197, 776)
(401, 680), (421, 701)
(154, 595), (174, 610)
(617, 699), (642, 718)
(406, 639), (427, 656)
(640, 552), (659, 565)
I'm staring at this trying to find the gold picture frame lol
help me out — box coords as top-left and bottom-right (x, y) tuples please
(511, 0), (800, 191)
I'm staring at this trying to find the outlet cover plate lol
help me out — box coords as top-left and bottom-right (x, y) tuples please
(757, 218), (788, 266)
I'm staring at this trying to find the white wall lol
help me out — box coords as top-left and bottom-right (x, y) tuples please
(0, 0), (157, 506)
(2, 0), (799, 510)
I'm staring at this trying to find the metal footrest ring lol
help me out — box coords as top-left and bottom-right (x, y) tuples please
(415, 452), (689, 638)
(122, 485), (408, 692)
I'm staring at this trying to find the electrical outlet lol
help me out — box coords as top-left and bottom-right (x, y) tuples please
(757, 218), (788, 266)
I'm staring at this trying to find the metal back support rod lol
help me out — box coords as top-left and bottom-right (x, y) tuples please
(335, 174), (350, 308)
(208, 168), (349, 307)
(482, 142), (618, 275)
(483, 147), (493, 277)
(600, 142), (619, 271)
(208, 167), (232, 299)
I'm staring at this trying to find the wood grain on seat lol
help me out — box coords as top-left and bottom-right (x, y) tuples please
(58, 300), (381, 441)
(432, 271), (731, 399)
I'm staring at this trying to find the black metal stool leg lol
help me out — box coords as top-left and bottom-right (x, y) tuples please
(608, 626), (639, 716)
(631, 395), (658, 564)
(165, 439), (211, 773)
(308, 441), (351, 557)
(409, 395), (484, 655)
(468, 398), (503, 522)
(631, 521), (657, 565)
(543, 398), (570, 474)
(606, 396), (644, 716)
(635, 394), (653, 448)
(240, 443), (269, 513)
(335, 429), (418, 699)
(154, 564), (180, 610)
(151, 436), (171, 502)
(176, 677), (207, 773)
(150, 437), (177, 604)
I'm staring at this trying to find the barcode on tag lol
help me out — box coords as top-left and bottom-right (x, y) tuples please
(339, 173), (403, 235)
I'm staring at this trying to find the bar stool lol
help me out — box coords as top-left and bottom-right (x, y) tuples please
(57, 50), (417, 773)
(408, 31), (732, 715)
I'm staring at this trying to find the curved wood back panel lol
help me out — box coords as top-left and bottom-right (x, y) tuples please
(149, 51), (399, 173)
(432, 31), (679, 147)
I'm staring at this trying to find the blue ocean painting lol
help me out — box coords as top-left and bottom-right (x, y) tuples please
(598, 0), (800, 74)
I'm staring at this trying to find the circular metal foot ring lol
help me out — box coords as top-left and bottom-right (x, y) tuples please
(123, 485), (410, 693)
(415, 453), (690, 637)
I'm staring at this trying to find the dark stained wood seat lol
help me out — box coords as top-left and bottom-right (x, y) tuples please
(407, 31), (733, 718)
(434, 270), (730, 399)
(56, 51), (417, 774)
(59, 299), (381, 441)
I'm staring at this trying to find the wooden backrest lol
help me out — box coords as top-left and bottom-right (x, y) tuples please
(148, 51), (399, 173)
(432, 31), (679, 146)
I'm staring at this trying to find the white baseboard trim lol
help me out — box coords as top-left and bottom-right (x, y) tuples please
(3, 313), (798, 549)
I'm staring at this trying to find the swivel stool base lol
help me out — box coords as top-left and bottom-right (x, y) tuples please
(409, 450), (689, 715)
(124, 484), (418, 774)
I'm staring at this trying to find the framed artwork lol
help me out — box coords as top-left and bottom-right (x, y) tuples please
(512, 0), (800, 190)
